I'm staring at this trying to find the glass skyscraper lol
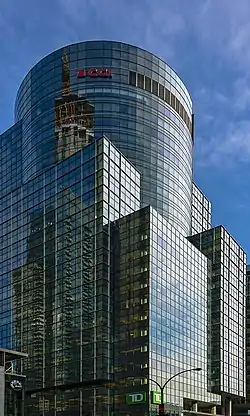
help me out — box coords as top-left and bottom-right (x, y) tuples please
(111, 207), (221, 416)
(189, 227), (246, 397)
(0, 41), (246, 416)
(14, 40), (193, 236)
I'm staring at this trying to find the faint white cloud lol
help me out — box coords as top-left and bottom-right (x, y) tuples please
(232, 77), (250, 111)
(197, 120), (250, 167)
(196, 87), (229, 106)
(57, 0), (186, 61)
(235, 202), (250, 210)
(195, 73), (250, 167)
(149, 6), (185, 36)
(193, 0), (250, 68)
(57, 0), (250, 170)
(194, 86), (229, 129)
(1, 0), (250, 171)
(214, 92), (228, 104)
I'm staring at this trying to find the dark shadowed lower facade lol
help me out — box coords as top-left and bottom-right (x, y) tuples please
(246, 266), (250, 403)
(0, 41), (246, 415)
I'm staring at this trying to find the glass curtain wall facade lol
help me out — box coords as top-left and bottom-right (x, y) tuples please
(191, 183), (211, 235)
(111, 206), (220, 416)
(0, 136), (140, 415)
(189, 227), (246, 397)
(1, 40), (247, 416)
(0, 123), (22, 198)
(14, 40), (193, 235)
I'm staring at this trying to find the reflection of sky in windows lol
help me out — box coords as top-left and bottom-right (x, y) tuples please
(149, 224), (208, 359)
(78, 88), (191, 139)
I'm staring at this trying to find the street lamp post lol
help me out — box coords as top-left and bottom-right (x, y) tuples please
(148, 367), (202, 416)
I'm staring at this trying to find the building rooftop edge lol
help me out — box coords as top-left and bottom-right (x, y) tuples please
(0, 348), (28, 362)
(191, 224), (246, 254)
(15, 39), (192, 108)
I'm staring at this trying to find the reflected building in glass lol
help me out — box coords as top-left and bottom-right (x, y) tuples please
(54, 52), (94, 161)
(5, 136), (140, 415)
(14, 41), (193, 235)
(0, 40), (246, 416)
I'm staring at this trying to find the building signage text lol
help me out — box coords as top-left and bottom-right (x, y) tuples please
(151, 391), (162, 404)
(76, 68), (112, 78)
(9, 379), (23, 391)
(125, 391), (147, 405)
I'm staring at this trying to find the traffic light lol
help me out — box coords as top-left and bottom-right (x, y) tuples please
(159, 404), (165, 415)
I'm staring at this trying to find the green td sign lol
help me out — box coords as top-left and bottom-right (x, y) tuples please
(126, 392), (147, 405)
(151, 391), (162, 404)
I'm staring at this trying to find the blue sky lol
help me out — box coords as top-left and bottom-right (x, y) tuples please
(1, 0), (250, 255)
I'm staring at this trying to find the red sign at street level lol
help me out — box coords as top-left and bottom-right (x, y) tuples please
(76, 68), (112, 78)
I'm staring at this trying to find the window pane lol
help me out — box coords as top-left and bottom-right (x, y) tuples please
(129, 71), (136, 86)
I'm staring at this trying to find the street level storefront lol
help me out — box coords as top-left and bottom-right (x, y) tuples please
(125, 391), (225, 416)
(0, 348), (27, 415)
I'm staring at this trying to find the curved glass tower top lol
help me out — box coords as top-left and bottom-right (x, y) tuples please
(15, 40), (193, 235)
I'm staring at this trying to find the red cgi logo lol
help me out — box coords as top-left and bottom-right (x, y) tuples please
(76, 68), (112, 78)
